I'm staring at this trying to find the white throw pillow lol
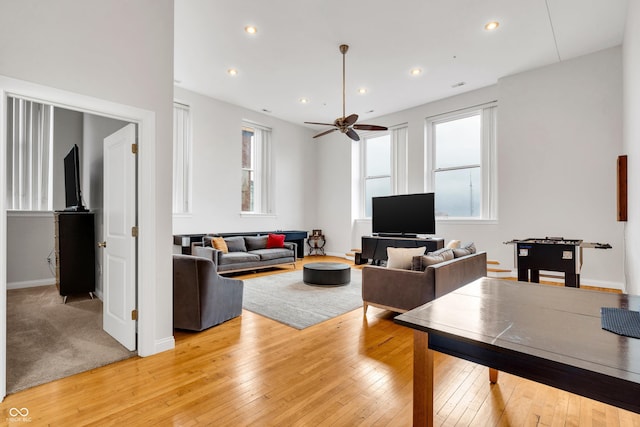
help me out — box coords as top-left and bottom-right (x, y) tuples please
(386, 247), (427, 270)
(446, 240), (461, 249)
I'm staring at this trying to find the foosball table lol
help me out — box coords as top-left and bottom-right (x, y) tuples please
(505, 237), (612, 288)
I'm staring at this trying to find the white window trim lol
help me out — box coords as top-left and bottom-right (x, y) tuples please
(172, 101), (192, 215)
(359, 124), (408, 218)
(7, 97), (55, 211)
(241, 120), (274, 215)
(426, 102), (497, 222)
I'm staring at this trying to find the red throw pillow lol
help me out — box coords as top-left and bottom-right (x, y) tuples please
(266, 233), (285, 248)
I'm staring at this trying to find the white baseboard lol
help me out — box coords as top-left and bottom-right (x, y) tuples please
(501, 270), (624, 291)
(7, 278), (56, 290)
(152, 336), (175, 355)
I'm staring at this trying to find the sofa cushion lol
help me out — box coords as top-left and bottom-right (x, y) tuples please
(412, 248), (455, 271)
(446, 240), (461, 249)
(453, 242), (476, 258)
(218, 251), (260, 265)
(266, 233), (286, 248)
(211, 237), (229, 254)
(387, 246), (426, 270)
(249, 248), (293, 261)
(224, 236), (247, 252)
(245, 235), (268, 251)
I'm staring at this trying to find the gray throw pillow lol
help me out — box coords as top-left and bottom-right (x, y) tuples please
(453, 242), (476, 258)
(245, 235), (268, 251)
(224, 236), (247, 252)
(202, 236), (214, 247)
(411, 248), (454, 271)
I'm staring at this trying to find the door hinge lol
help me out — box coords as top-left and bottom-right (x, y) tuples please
(131, 143), (138, 154)
(131, 309), (138, 321)
(131, 226), (139, 237)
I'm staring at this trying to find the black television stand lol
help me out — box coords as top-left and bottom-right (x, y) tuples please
(359, 235), (444, 265)
(375, 233), (418, 238)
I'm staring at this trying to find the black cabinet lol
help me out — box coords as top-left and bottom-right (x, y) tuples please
(361, 235), (445, 265)
(54, 212), (96, 301)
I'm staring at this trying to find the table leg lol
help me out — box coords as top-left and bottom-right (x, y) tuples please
(414, 330), (433, 426)
(489, 368), (499, 384)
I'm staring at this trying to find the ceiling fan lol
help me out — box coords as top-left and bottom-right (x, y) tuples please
(305, 44), (388, 141)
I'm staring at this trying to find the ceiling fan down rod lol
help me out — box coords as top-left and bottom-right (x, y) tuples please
(340, 44), (349, 122)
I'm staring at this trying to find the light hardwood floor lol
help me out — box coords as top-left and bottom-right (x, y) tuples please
(2, 256), (639, 426)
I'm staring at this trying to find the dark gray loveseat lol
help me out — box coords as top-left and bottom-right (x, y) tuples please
(362, 251), (487, 314)
(193, 234), (297, 274)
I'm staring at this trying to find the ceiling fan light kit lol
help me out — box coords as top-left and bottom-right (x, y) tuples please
(305, 44), (388, 141)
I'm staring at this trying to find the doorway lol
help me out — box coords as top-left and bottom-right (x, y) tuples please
(5, 101), (138, 393)
(0, 75), (170, 401)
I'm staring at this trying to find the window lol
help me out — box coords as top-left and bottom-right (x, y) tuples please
(241, 122), (272, 214)
(6, 97), (54, 211)
(173, 102), (192, 214)
(426, 103), (497, 220)
(361, 126), (408, 217)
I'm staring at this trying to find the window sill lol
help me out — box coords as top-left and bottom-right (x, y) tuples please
(239, 212), (277, 218)
(436, 218), (498, 225)
(7, 210), (54, 218)
(172, 213), (193, 218)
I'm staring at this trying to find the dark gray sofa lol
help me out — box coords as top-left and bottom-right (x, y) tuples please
(193, 234), (297, 274)
(173, 254), (244, 331)
(362, 251), (487, 314)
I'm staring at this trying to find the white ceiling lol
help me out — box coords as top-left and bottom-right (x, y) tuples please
(174, 0), (629, 128)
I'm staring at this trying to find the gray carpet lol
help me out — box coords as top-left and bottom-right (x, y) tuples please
(7, 285), (137, 394)
(242, 268), (362, 329)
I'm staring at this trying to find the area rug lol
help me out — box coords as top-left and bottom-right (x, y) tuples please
(7, 285), (137, 394)
(242, 268), (362, 329)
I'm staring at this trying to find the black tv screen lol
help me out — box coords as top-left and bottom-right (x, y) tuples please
(372, 193), (436, 236)
(63, 144), (86, 211)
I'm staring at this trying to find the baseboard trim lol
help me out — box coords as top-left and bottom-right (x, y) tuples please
(502, 271), (624, 291)
(152, 336), (175, 355)
(7, 278), (56, 290)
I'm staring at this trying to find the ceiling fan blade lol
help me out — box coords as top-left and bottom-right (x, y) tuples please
(353, 124), (388, 131)
(305, 121), (335, 126)
(313, 128), (338, 138)
(343, 113), (358, 126)
(346, 128), (360, 141)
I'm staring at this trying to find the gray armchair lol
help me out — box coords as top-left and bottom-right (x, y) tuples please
(173, 254), (244, 331)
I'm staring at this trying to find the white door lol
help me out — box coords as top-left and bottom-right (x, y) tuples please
(102, 123), (137, 350)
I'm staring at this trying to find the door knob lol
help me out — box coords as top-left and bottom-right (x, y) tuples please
(98, 241), (107, 248)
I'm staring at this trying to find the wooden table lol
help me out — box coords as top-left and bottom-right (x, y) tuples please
(395, 277), (640, 426)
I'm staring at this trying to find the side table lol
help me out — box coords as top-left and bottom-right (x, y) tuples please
(307, 234), (326, 256)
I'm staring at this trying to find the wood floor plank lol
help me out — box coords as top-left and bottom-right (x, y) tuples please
(2, 256), (639, 426)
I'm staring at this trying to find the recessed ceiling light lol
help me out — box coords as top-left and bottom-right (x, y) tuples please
(245, 26), (257, 34)
(484, 21), (499, 31)
(358, 88), (367, 94)
(299, 98), (309, 104)
(410, 68), (422, 76)
(227, 68), (238, 76)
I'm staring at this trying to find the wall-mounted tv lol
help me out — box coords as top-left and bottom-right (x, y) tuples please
(372, 193), (435, 237)
(64, 144), (87, 212)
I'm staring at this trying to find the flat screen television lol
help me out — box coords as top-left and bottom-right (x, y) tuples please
(63, 144), (87, 212)
(372, 193), (435, 236)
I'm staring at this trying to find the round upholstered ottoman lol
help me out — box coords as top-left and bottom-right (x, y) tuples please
(303, 262), (351, 286)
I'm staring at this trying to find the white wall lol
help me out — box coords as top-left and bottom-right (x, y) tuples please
(0, 0), (175, 363)
(319, 47), (625, 289)
(623, 2), (640, 295)
(172, 87), (317, 236)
